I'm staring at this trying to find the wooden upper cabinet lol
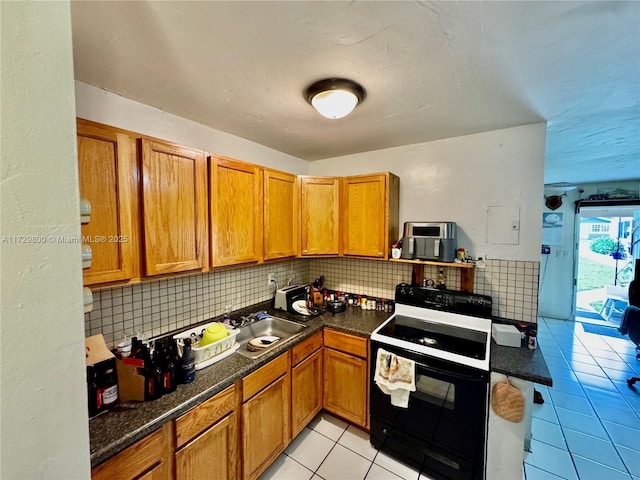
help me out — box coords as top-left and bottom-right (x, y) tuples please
(263, 169), (298, 261)
(77, 120), (137, 285)
(300, 176), (340, 256)
(209, 156), (263, 266)
(340, 172), (400, 259)
(139, 139), (208, 276)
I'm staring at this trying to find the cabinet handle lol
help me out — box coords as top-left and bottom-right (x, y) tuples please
(302, 250), (308, 253)
(378, 252), (383, 255)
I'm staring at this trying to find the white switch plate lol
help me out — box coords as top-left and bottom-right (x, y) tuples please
(267, 273), (275, 286)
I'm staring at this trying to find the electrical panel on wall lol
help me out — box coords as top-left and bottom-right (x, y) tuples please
(486, 206), (520, 245)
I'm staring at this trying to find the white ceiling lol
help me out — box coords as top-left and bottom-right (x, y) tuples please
(71, 1), (640, 185)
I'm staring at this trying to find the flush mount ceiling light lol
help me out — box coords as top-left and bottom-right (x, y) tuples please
(305, 78), (366, 119)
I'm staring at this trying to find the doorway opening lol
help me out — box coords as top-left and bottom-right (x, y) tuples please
(574, 204), (640, 326)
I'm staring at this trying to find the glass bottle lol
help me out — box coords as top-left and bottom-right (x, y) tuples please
(180, 338), (196, 384)
(140, 345), (158, 401)
(99, 363), (120, 408)
(161, 340), (178, 394)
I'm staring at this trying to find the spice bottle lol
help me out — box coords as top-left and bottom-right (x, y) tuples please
(527, 328), (537, 350)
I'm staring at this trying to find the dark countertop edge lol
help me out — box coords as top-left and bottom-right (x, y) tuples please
(490, 340), (553, 387)
(90, 305), (553, 466)
(89, 306), (382, 467)
(90, 367), (249, 464)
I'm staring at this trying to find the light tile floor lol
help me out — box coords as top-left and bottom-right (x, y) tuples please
(259, 317), (640, 480)
(526, 317), (640, 480)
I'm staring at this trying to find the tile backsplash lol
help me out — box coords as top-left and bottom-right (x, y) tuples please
(86, 258), (539, 346)
(85, 259), (309, 346)
(307, 258), (539, 323)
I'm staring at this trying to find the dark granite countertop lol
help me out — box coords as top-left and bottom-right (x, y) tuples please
(90, 303), (552, 467)
(89, 303), (390, 467)
(491, 340), (553, 386)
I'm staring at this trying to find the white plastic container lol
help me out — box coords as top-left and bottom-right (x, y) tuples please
(173, 322), (240, 367)
(491, 324), (521, 348)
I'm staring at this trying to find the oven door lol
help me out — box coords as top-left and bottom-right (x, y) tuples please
(370, 340), (488, 480)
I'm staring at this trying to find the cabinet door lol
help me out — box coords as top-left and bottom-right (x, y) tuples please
(323, 348), (369, 428)
(136, 463), (169, 480)
(175, 412), (238, 480)
(300, 176), (339, 256)
(264, 169), (298, 260)
(140, 139), (207, 275)
(77, 121), (137, 285)
(242, 374), (290, 480)
(291, 348), (323, 437)
(210, 156), (263, 266)
(340, 174), (387, 258)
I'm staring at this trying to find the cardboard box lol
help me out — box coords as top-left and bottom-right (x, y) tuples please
(86, 334), (115, 367)
(115, 356), (146, 402)
(491, 324), (521, 347)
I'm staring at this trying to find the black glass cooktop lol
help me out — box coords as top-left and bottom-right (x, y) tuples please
(377, 314), (487, 360)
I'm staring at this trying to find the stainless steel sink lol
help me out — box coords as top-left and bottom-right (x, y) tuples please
(235, 316), (307, 359)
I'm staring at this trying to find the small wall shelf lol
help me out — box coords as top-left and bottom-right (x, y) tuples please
(389, 258), (475, 293)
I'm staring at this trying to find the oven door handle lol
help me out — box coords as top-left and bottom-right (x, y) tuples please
(415, 362), (486, 382)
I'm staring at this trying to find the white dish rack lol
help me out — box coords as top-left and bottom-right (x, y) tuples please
(173, 322), (240, 370)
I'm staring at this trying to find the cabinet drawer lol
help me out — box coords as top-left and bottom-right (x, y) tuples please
(175, 384), (236, 448)
(291, 332), (323, 366)
(242, 353), (289, 402)
(92, 427), (165, 480)
(323, 329), (367, 359)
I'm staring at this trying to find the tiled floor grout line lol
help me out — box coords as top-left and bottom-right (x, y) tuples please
(314, 432), (341, 477)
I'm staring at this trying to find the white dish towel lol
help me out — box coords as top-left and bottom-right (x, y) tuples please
(374, 348), (416, 408)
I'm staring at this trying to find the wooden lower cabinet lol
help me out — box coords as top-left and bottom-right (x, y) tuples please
(136, 464), (168, 480)
(174, 384), (238, 480)
(323, 330), (369, 429)
(91, 423), (173, 480)
(175, 412), (237, 480)
(93, 330), (374, 480)
(291, 348), (323, 437)
(242, 373), (291, 480)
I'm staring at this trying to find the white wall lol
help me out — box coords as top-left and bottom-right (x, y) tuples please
(538, 180), (640, 319)
(309, 123), (547, 261)
(1, 2), (91, 478)
(75, 82), (309, 174)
